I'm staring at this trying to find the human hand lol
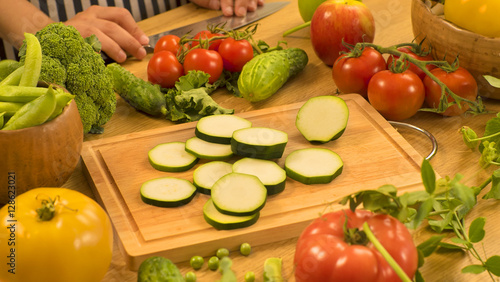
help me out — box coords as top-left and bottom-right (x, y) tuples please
(191, 0), (265, 17)
(64, 5), (149, 63)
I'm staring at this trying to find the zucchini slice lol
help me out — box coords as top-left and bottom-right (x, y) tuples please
(284, 148), (343, 184)
(195, 114), (252, 144)
(232, 158), (286, 195)
(211, 172), (267, 216)
(296, 95), (349, 143)
(148, 142), (199, 172)
(193, 161), (233, 195)
(141, 177), (197, 207)
(203, 198), (260, 230)
(231, 127), (288, 159)
(185, 137), (233, 161)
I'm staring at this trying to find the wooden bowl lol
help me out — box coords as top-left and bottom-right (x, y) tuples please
(0, 100), (83, 204)
(411, 0), (500, 100)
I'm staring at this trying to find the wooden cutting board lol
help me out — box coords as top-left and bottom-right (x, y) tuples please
(81, 94), (427, 270)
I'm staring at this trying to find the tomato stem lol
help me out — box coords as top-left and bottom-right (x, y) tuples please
(35, 194), (78, 221)
(362, 222), (413, 282)
(282, 21), (311, 37)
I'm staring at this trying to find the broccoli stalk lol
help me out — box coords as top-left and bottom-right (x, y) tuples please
(18, 23), (116, 134)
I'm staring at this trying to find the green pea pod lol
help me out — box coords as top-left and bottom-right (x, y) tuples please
(48, 91), (75, 120)
(2, 85), (57, 130)
(0, 101), (24, 117)
(0, 112), (5, 129)
(0, 59), (22, 81)
(19, 33), (42, 87)
(0, 65), (25, 87)
(0, 85), (53, 102)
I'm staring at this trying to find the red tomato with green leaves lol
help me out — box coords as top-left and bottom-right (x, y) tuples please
(218, 38), (254, 72)
(423, 66), (478, 116)
(367, 69), (425, 121)
(191, 30), (224, 51)
(332, 47), (387, 98)
(154, 34), (182, 55)
(147, 50), (184, 88)
(294, 209), (418, 282)
(183, 48), (223, 84)
(386, 47), (436, 80)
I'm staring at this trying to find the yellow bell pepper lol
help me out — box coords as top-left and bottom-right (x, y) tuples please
(444, 0), (500, 37)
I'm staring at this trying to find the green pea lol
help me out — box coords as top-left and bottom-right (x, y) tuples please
(216, 247), (230, 259)
(185, 271), (196, 282)
(208, 256), (219, 271)
(240, 242), (252, 256)
(189, 255), (204, 270)
(244, 271), (255, 282)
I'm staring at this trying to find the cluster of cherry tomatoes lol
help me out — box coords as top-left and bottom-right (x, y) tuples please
(332, 44), (479, 121)
(147, 30), (254, 88)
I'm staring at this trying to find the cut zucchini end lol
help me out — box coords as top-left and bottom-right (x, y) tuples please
(185, 137), (233, 161)
(195, 115), (252, 144)
(203, 198), (260, 230)
(148, 142), (199, 172)
(296, 95), (349, 143)
(284, 148), (344, 185)
(140, 177), (197, 207)
(232, 158), (287, 195)
(231, 127), (288, 160)
(192, 161), (233, 195)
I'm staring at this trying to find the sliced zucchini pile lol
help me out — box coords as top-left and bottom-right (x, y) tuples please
(203, 198), (260, 230)
(284, 148), (344, 185)
(232, 158), (286, 195)
(231, 127), (288, 159)
(141, 177), (197, 207)
(148, 142), (199, 172)
(195, 114), (252, 144)
(185, 136), (233, 161)
(192, 161), (233, 195)
(296, 95), (349, 143)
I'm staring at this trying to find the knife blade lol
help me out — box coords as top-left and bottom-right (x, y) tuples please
(148, 1), (290, 49)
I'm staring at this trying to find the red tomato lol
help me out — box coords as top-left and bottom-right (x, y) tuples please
(218, 38), (254, 72)
(332, 47), (387, 98)
(191, 30), (224, 51)
(294, 209), (418, 282)
(386, 47), (436, 80)
(183, 48), (223, 84)
(147, 50), (184, 88)
(154, 34), (181, 55)
(423, 66), (478, 116)
(367, 69), (425, 121)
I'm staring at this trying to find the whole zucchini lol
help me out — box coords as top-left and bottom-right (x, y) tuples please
(238, 48), (308, 102)
(137, 256), (184, 282)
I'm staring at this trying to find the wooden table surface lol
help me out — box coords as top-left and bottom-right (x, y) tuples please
(62, 0), (500, 281)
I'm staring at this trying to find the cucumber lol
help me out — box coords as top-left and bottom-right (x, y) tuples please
(203, 198), (259, 230)
(148, 142), (199, 172)
(231, 127), (288, 159)
(238, 48), (308, 102)
(140, 177), (197, 207)
(296, 95), (349, 143)
(185, 136), (233, 161)
(211, 172), (267, 216)
(232, 158), (286, 195)
(192, 161), (233, 195)
(195, 114), (252, 144)
(284, 148), (343, 185)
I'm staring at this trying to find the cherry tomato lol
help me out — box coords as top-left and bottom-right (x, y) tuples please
(191, 30), (224, 51)
(147, 50), (184, 88)
(183, 48), (223, 84)
(367, 69), (425, 121)
(386, 47), (436, 80)
(423, 66), (478, 116)
(332, 47), (387, 98)
(294, 209), (418, 282)
(218, 38), (254, 73)
(154, 34), (181, 55)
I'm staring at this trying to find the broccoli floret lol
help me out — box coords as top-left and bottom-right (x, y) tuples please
(18, 22), (115, 134)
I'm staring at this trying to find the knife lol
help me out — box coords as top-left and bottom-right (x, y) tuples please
(147, 1), (290, 49)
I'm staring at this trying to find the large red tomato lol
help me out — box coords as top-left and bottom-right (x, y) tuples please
(386, 47), (436, 80)
(218, 38), (254, 72)
(423, 66), (478, 116)
(147, 50), (184, 88)
(294, 209), (418, 282)
(183, 48), (223, 84)
(367, 69), (425, 121)
(332, 47), (387, 98)
(154, 34), (181, 55)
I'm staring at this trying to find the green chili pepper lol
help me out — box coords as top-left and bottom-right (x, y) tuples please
(2, 85), (57, 130)
(0, 85), (59, 103)
(0, 65), (25, 87)
(19, 33), (42, 87)
(0, 101), (24, 117)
